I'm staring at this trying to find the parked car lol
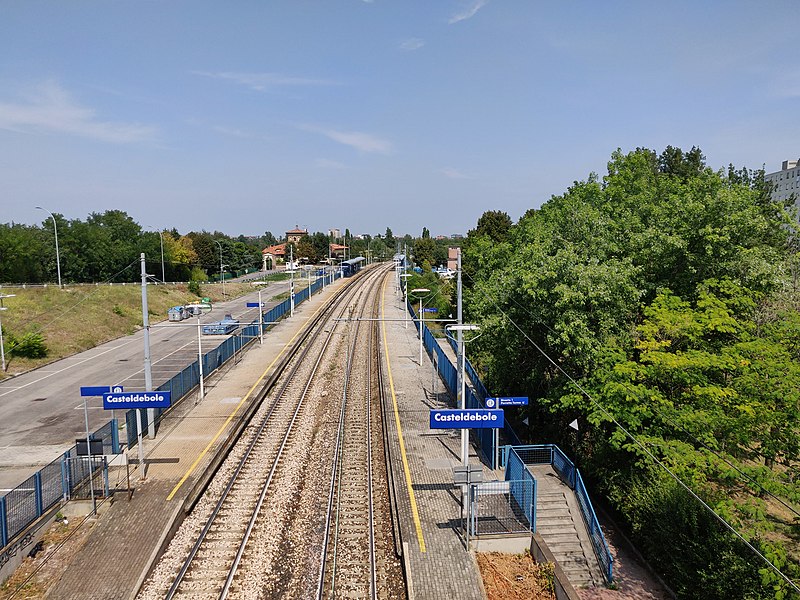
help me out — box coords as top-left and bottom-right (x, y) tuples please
(168, 306), (189, 321)
(202, 314), (240, 335)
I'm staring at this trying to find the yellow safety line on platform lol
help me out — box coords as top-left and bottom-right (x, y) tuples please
(381, 276), (427, 553)
(166, 295), (330, 502)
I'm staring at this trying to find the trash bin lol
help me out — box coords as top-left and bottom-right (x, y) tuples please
(168, 306), (185, 321)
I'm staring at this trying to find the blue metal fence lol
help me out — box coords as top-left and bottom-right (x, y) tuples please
(502, 446), (537, 532)
(409, 303), (523, 465)
(1, 422), (113, 549)
(2, 272), (347, 552)
(468, 479), (535, 537)
(500, 444), (613, 584)
(125, 275), (327, 448)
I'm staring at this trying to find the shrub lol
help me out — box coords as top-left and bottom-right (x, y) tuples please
(7, 330), (48, 360)
(188, 280), (202, 297)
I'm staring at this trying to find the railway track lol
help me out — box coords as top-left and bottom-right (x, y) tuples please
(139, 263), (405, 600)
(316, 272), (381, 599)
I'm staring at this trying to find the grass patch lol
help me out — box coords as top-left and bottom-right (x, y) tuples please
(0, 282), (254, 378)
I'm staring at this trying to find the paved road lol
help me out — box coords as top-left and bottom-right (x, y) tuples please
(0, 277), (304, 490)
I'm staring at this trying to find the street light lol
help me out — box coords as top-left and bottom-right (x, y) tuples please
(400, 273), (412, 328)
(214, 240), (226, 298)
(410, 288), (430, 365)
(446, 324), (481, 467)
(35, 206), (62, 288)
(0, 294), (15, 372)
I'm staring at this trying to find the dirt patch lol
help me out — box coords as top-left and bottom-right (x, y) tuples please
(476, 551), (556, 600)
(0, 516), (96, 599)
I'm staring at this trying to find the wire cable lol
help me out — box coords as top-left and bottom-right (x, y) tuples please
(466, 273), (800, 594)
(466, 271), (800, 520)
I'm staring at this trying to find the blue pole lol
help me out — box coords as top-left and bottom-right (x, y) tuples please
(111, 418), (120, 454)
(0, 496), (7, 547)
(34, 472), (43, 516)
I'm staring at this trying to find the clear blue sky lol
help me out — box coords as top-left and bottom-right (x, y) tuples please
(1, 1), (798, 238)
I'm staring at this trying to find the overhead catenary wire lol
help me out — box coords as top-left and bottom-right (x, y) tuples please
(9, 258), (141, 335)
(470, 271), (800, 521)
(465, 272), (800, 595)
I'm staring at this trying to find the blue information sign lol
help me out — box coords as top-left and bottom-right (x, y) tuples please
(103, 391), (171, 410)
(485, 396), (529, 408)
(81, 385), (123, 397)
(246, 302), (267, 307)
(430, 409), (504, 429)
(422, 307), (438, 313)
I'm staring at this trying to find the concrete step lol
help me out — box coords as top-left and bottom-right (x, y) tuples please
(537, 531), (578, 543)
(547, 543), (584, 555)
(537, 491), (566, 500)
(536, 515), (574, 526)
(537, 506), (571, 517)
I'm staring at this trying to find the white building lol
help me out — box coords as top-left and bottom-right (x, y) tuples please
(765, 159), (800, 203)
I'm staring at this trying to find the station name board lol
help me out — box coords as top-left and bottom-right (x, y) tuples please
(429, 409), (504, 429)
(103, 391), (171, 410)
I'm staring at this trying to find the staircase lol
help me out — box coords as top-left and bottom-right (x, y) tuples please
(533, 468), (605, 588)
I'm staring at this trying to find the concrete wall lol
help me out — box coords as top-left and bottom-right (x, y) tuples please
(530, 533), (581, 600)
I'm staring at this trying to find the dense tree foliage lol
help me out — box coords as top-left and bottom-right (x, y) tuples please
(0, 211), (280, 284)
(463, 147), (800, 598)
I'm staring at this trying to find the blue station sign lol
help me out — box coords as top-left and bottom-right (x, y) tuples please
(246, 302), (267, 308)
(103, 391), (171, 410)
(430, 409), (504, 429)
(485, 396), (529, 408)
(422, 307), (439, 313)
(81, 385), (123, 397)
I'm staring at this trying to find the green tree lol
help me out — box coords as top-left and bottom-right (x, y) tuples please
(413, 237), (437, 268)
(462, 146), (798, 597)
(297, 236), (317, 263)
(385, 227), (395, 250)
(470, 210), (513, 243)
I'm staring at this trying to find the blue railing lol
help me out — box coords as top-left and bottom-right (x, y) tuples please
(409, 302), (493, 465)
(575, 469), (613, 583)
(3, 272), (338, 553)
(126, 274), (329, 447)
(503, 446), (537, 532)
(501, 444), (613, 584)
(1, 422), (113, 549)
(445, 333), (521, 446)
(409, 302), (523, 464)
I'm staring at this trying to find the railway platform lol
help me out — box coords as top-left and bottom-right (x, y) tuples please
(46, 280), (341, 600)
(379, 278), (494, 600)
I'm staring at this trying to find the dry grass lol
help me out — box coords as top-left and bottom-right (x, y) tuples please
(0, 282), (254, 379)
(476, 551), (556, 600)
(0, 517), (96, 599)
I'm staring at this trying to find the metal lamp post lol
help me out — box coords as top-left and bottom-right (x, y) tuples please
(35, 206), (62, 288)
(214, 240), (226, 298)
(0, 294), (15, 372)
(197, 304), (212, 402)
(447, 324), (481, 466)
(400, 273), (412, 328)
(410, 288), (430, 365)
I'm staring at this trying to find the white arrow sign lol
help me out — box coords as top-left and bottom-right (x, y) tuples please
(569, 418), (579, 431)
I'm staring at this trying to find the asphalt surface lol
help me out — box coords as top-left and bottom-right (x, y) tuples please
(0, 277), (302, 491)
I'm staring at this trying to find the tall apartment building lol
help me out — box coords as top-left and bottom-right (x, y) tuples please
(765, 159), (800, 203)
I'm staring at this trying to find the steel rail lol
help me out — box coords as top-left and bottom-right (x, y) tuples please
(316, 266), (386, 599)
(219, 267), (387, 599)
(165, 269), (373, 599)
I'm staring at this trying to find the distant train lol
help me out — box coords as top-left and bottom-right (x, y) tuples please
(341, 256), (365, 277)
(393, 253), (410, 270)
